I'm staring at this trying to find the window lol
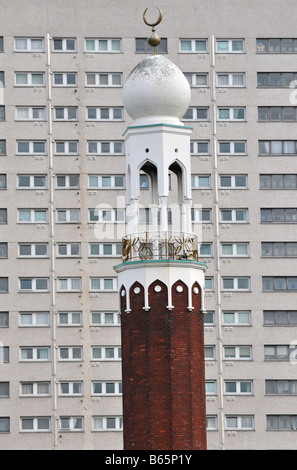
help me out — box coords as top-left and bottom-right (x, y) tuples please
(218, 107), (246, 121)
(220, 209), (248, 223)
(0, 209), (7, 224)
(59, 347), (83, 361)
(260, 174), (297, 189)
(53, 73), (77, 86)
(262, 242), (297, 257)
(55, 141), (78, 154)
(0, 175), (6, 189)
(14, 37), (44, 52)
(56, 209), (80, 223)
(20, 382), (50, 396)
(0, 382), (9, 397)
(19, 278), (49, 292)
(184, 73), (208, 87)
(92, 416), (123, 431)
(0, 278), (8, 293)
(57, 278), (82, 292)
(199, 243), (212, 257)
(56, 175), (79, 189)
(0, 37), (3, 52)
(191, 208), (212, 223)
(183, 107), (209, 120)
(223, 311), (251, 326)
(18, 243), (48, 257)
(204, 311), (215, 325)
(259, 140), (297, 155)
(19, 312), (49, 326)
(205, 381), (216, 395)
(261, 208), (297, 223)
(92, 381), (122, 395)
(221, 243), (249, 257)
(58, 312), (82, 326)
(0, 418), (9, 433)
(20, 347), (50, 361)
(262, 277), (297, 291)
(0, 312), (9, 327)
(59, 417), (83, 432)
(89, 243), (122, 257)
(15, 106), (45, 121)
(206, 416), (217, 431)
(85, 73), (122, 87)
(20, 417), (50, 432)
(87, 141), (123, 154)
(91, 311), (121, 326)
(17, 175), (47, 189)
(224, 381), (252, 394)
(18, 209), (47, 223)
(222, 277), (250, 291)
(257, 38), (297, 53)
(17, 140), (46, 154)
(216, 39), (244, 53)
(85, 38), (121, 52)
(136, 37), (167, 53)
(264, 310), (297, 326)
(88, 208), (125, 223)
(223, 345), (252, 360)
(88, 175), (124, 189)
(258, 106), (297, 121)
(0, 140), (6, 155)
(86, 107), (123, 121)
(15, 72), (44, 86)
(205, 278), (214, 291)
(264, 345), (290, 360)
(180, 39), (208, 52)
(57, 243), (81, 257)
(54, 107), (78, 121)
(267, 415), (297, 431)
(59, 382), (83, 396)
(90, 277), (118, 292)
(266, 380), (297, 395)
(257, 72), (297, 87)
(0, 243), (7, 259)
(0, 106), (5, 121)
(205, 346), (215, 360)
(218, 141), (246, 154)
(0, 347), (9, 362)
(226, 416), (254, 430)
(191, 175), (211, 189)
(190, 141), (210, 154)
(53, 38), (76, 51)
(219, 175), (247, 188)
(217, 73), (245, 87)
(91, 346), (121, 361)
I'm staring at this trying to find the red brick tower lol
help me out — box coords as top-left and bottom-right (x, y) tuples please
(114, 10), (207, 451)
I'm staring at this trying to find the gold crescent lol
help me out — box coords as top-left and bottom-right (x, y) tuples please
(143, 7), (162, 28)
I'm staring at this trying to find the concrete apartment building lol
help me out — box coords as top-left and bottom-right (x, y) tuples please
(1, 0), (297, 450)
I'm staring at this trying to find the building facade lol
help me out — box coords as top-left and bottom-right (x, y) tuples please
(1, 0), (297, 450)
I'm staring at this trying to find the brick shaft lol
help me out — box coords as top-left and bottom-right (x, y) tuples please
(120, 278), (207, 450)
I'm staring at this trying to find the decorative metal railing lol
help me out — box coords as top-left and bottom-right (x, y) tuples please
(121, 231), (199, 262)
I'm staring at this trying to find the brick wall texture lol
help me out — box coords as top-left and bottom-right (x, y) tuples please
(120, 277), (207, 450)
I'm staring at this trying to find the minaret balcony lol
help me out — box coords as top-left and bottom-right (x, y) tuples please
(121, 231), (199, 262)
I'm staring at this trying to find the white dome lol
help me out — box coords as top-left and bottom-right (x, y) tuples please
(122, 55), (191, 125)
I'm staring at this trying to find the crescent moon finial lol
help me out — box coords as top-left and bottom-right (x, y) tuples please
(143, 7), (163, 28)
(143, 7), (163, 54)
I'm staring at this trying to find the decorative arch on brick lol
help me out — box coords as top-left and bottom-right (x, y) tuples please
(148, 279), (168, 311)
(119, 284), (127, 314)
(191, 281), (202, 313)
(129, 281), (145, 313)
(171, 279), (188, 312)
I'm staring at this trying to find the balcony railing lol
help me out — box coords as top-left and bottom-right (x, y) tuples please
(121, 231), (199, 262)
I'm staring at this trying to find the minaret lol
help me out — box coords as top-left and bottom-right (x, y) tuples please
(114, 9), (207, 450)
